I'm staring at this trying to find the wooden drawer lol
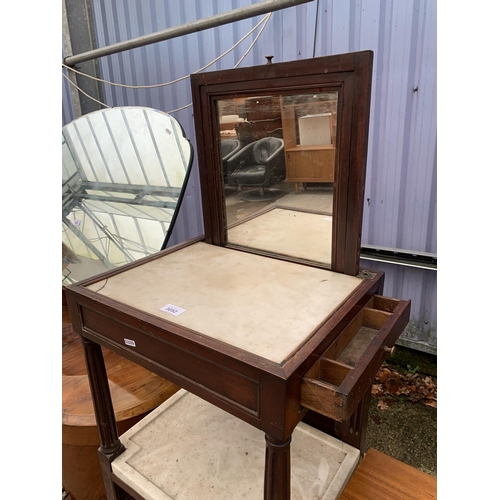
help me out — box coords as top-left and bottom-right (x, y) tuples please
(300, 295), (410, 422)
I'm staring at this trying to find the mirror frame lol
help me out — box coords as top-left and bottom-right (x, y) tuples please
(190, 51), (373, 276)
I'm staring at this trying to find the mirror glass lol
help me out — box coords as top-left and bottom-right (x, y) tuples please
(62, 106), (192, 285)
(217, 91), (338, 267)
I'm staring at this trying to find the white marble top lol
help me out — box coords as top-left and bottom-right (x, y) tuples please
(86, 242), (362, 364)
(228, 208), (332, 265)
(112, 389), (360, 500)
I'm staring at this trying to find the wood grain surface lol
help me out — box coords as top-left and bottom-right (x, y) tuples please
(62, 299), (179, 499)
(63, 304), (179, 431)
(338, 448), (437, 500)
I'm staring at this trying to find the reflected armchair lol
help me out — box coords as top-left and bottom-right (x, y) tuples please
(226, 137), (286, 201)
(220, 139), (242, 184)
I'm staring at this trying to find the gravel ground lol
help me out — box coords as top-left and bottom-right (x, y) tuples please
(366, 346), (437, 477)
(366, 393), (437, 476)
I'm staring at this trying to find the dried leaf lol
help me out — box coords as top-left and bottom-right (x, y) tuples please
(385, 379), (401, 395)
(372, 365), (437, 407)
(376, 368), (393, 382)
(377, 400), (390, 410)
(423, 376), (434, 386)
(408, 392), (423, 403)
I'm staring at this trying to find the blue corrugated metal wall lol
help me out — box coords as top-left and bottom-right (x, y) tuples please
(62, 0), (437, 353)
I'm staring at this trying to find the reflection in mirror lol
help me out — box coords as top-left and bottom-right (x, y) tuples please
(62, 106), (192, 285)
(217, 92), (338, 266)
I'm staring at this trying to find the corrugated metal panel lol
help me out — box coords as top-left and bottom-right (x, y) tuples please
(63, 0), (436, 353)
(360, 258), (436, 354)
(314, 0), (437, 254)
(313, 0), (437, 352)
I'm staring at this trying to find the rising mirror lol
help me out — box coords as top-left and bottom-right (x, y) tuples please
(62, 106), (193, 285)
(218, 92), (338, 267)
(191, 52), (373, 275)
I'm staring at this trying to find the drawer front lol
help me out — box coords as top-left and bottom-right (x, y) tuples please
(300, 295), (410, 422)
(78, 304), (262, 420)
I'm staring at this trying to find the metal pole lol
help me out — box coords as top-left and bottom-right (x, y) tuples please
(62, 0), (82, 117)
(63, 0), (105, 116)
(63, 0), (313, 66)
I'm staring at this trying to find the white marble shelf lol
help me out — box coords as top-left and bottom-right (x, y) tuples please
(112, 390), (360, 500)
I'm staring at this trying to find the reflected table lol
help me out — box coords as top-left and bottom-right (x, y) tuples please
(228, 206), (333, 265)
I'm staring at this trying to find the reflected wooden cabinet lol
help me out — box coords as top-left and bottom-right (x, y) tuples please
(285, 146), (335, 193)
(280, 94), (337, 194)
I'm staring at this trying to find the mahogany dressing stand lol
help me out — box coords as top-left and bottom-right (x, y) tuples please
(67, 51), (411, 500)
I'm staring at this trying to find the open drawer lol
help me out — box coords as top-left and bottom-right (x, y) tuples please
(300, 295), (410, 422)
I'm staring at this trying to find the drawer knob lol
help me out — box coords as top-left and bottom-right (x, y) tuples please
(384, 346), (396, 357)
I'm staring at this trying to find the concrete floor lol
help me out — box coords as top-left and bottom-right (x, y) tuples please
(224, 181), (334, 226)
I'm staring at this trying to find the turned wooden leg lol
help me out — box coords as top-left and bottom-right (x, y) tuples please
(264, 435), (291, 500)
(81, 336), (125, 500)
(294, 182), (298, 194)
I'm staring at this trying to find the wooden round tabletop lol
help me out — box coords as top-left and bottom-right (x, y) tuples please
(62, 293), (179, 500)
(63, 303), (179, 435)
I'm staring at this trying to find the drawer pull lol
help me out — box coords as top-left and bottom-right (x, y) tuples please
(384, 346), (396, 357)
